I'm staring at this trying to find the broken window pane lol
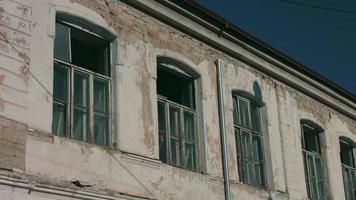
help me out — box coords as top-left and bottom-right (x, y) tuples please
(158, 101), (167, 163)
(54, 23), (70, 62)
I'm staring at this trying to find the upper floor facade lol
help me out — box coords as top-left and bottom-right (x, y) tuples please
(0, 0), (355, 200)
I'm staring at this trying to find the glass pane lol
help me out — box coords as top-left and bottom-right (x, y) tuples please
(306, 155), (317, 200)
(53, 63), (68, 101)
(232, 97), (239, 125)
(54, 23), (70, 61)
(184, 111), (195, 141)
(169, 106), (181, 137)
(250, 103), (260, 131)
(318, 180), (325, 200)
(52, 102), (66, 137)
(239, 100), (250, 128)
(94, 114), (108, 145)
(340, 140), (355, 167)
(252, 135), (263, 161)
(184, 143), (196, 170)
(243, 159), (253, 184)
(315, 158), (323, 180)
(74, 72), (88, 107)
(303, 153), (312, 199)
(94, 79), (108, 112)
(241, 131), (250, 158)
(158, 101), (167, 163)
(255, 163), (264, 186)
(315, 158), (325, 200)
(73, 108), (88, 141)
(170, 139), (180, 166)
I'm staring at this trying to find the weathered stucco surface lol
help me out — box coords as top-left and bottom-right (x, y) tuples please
(0, 0), (355, 199)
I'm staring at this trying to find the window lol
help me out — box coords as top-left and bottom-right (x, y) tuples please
(157, 58), (198, 171)
(232, 95), (265, 187)
(301, 122), (325, 200)
(340, 139), (356, 200)
(52, 21), (111, 146)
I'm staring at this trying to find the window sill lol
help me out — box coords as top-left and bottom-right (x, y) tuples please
(120, 153), (161, 169)
(161, 162), (207, 176)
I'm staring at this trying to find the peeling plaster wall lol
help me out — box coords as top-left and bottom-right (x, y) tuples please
(0, 0), (355, 200)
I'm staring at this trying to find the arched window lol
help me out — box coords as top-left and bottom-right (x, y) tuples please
(156, 57), (199, 171)
(232, 93), (265, 187)
(300, 120), (325, 200)
(52, 15), (114, 146)
(340, 137), (356, 200)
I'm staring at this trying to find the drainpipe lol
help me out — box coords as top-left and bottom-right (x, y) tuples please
(216, 59), (231, 200)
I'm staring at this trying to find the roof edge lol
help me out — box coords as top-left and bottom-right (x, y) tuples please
(166, 0), (356, 102)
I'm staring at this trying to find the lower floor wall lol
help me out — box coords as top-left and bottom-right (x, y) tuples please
(0, 172), (149, 200)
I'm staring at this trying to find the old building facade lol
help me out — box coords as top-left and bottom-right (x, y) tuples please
(0, 0), (355, 200)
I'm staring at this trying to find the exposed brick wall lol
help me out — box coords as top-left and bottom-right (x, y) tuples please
(0, 116), (26, 170)
(0, 0), (31, 123)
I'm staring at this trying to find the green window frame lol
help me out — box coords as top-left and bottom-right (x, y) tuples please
(157, 60), (198, 171)
(232, 95), (265, 187)
(340, 139), (356, 200)
(301, 123), (325, 200)
(52, 21), (111, 146)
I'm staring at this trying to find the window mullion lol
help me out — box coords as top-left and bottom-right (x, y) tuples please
(166, 102), (172, 165)
(108, 80), (112, 146)
(69, 68), (74, 138)
(68, 27), (72, 63)
(313, 156), (320, 200)
(180, 107), (185, 168)
(249, 131), (256, 186)
(89, 74), (94, 143)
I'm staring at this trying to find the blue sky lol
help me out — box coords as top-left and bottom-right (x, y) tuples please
(196, 0), (356, 95)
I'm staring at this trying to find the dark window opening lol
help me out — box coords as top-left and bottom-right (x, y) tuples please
(157, 67), (195, 109)
(54, 22), (110, 76)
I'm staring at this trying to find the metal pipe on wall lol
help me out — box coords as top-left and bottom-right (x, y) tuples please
(216, 59), (231, 200)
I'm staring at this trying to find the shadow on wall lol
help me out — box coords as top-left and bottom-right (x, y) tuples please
(253, 81), (262, 102)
